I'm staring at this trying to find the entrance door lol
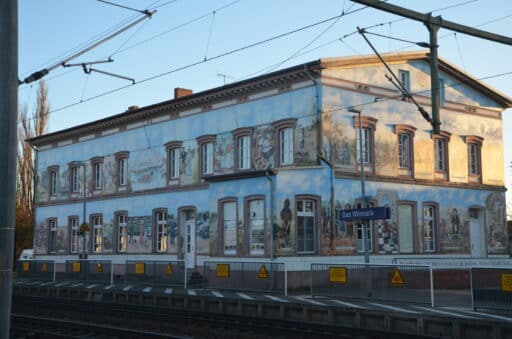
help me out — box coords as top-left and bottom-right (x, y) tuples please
(469, 208), (485, 257)
(183, 210), (196, 269)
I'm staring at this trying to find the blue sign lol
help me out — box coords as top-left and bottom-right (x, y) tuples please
(339, 207), (391, 221)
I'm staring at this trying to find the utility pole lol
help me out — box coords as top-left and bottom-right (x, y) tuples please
(351, 0), (512, 135)
(0, 0), (18, 337)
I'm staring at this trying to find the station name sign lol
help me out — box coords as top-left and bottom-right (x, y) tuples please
(339, 207), (391, 221)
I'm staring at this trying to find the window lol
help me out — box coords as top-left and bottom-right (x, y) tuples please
(433, 131), (451, 179)
(356, 202), (373, 253)
(353, 116), (377, 172)
(221, 199), (237, 255)
(48, 218), (57, 253)
(395, 124), (416, 176)
(91, 215), (103, 253)
(48, 166), (58, 197)
(466, 136), (483, 183)
(247, 197), (264, 256)
(296, 197), (317, 253)
(398, 69), (410, 93)
(197, 135), (215, 176)
(233, 127), (253, 170)
(154, 209), (168, 253)
(70, 165), (79, 193)
(165, 141), (182, 181)
(423, 204), (437, 252)
(273, 119), (297, 167)
(115, 152), (129, 188)
(90, 157), (104, 191)
(116, 212), (128, 253)
(69, 217), (79, 254)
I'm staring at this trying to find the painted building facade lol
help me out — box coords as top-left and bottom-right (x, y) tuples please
(29, 51), (511, 268)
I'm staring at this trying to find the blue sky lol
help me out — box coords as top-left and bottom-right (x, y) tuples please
(18, 0), (512, 215)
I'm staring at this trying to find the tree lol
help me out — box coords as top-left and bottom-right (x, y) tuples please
(15, 81), (49, 259)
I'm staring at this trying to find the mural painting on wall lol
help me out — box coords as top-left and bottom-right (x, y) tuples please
(168, 214), (178, 253)
(56, 226), (67, 254)
(130, 150), (165, 191)
(127, 216), (152, 253)
(102, 157), (117, 194)
(438, 207), (469, 254)
(36, 170), (49, 203)
(208, 212), (218, 255)
(34, 222), (47, 254)
(376, 191), (399, 254)
(333, 202), (356, 254)
(295, 120), (318, 166)
(196, 211), (210, 254)
(274, 198), (293, 252)
(215, 133), (234, 173)
(100, 221), (114, 253)
(180, 142), (197, 185)
(486, 192), (508, 253)
(320, 203), (334, 254)
(321, 113), (354, 168)
(59, 170), (70, 200)
(252, 126), (274, 170)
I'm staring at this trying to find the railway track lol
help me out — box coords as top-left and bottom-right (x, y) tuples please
(11, 295), (423, 338)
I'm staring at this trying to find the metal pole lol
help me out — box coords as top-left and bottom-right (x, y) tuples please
(426, 18), (441, 135)
(0, 0), (17, 336)
(81, 163), (88, 259)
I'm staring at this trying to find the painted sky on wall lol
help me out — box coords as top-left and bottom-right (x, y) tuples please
(18, 0), (512, 217)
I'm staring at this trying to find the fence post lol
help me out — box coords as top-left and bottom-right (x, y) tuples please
(429, 265), (434, 307)
(110, 262), (113, 286)
(470, 267), (474, 311)
(184, 265), (188, 291)
(53, 261), (56, 283)
(310, 263), (313, 297)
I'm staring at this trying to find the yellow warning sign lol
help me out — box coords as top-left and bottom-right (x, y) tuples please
(72, 262), (81, 273)
(135, 263), (145, 274)
(166, 263), (173, 275)
(216, 263), (230, 278)
(329, 267), (347, 283)
(42, 263), (47, 272)
(22, 262), (30, 272)
(501, 273), (512, 292)
(258, 265), (269, 279)
(391, 269), (405, 285)
(96, 263), (103, 273)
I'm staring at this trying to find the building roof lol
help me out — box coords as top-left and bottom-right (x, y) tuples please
(28, 51), (512, 147)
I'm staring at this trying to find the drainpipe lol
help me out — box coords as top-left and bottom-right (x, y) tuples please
(28, 143), (38, 251)
(304, 65), (335, 249)
(265, 167), (275, 260)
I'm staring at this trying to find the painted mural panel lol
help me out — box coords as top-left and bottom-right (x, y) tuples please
(129, 149), (165, 191)
(100, 220), (114, 253)
(180, 141), (197, 186)
(102, 156), (117, 194)
(196, 211), (210, 254)
(252, 126), (274, 170)
(215, 132), (234, 173)
(295, 116), (318, 166)
(168, 213), (178, 253)
(126, 216), (152, 253)
(486, 192), (507, 253)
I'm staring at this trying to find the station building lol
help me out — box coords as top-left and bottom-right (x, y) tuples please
(29, 51), (511, 270)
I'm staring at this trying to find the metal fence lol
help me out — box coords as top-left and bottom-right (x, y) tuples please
(64, 260), (113, 285)
(16, 260), (55, 282)
(311, 263), (433, 306)
(203, 261), (287, 295)
(471, 267), (512, 312)
(125, 260), (187, 288)
(393, 256), (512, 268)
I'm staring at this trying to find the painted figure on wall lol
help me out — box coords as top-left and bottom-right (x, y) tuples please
(253, 126), (274, 170)
(127, 216), (152, 253)
(276, 198), (292, 249)
(450, 208), (460, 236)
(196, 211), (210, 254)
(486, 192), (508, 253)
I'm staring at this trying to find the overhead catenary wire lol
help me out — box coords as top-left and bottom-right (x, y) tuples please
(204, 10), (216, 61)
(453, 33), (467, 70)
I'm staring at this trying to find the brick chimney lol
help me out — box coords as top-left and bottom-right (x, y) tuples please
(174, 87), (193, 99)
(127, 105), (139, 111)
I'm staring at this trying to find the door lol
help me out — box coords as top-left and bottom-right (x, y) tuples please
(469, 208), (485, 257)
(183, 210), (196, 269)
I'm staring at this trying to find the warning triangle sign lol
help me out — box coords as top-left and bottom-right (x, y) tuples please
(391, 269), (405, 285)
(258, 265), (269, 279)
(166, 263), (173, 275)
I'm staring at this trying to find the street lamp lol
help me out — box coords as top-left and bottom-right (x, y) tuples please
(78, 161), (89, 260)
(348, 107), (369, 265)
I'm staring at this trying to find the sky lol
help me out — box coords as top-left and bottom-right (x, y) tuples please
(18, 0), (512, 216)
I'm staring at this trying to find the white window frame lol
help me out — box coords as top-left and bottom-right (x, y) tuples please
(469, 143), (479, 175)
(71, 167), (79, 193)
(170, 148), (181, 179)
(50, 169), (57, 196)
(435, 138), (446, 172)
(398, 69), (410, 92)
(296, 199), (316, 253)
(357, 128), (372, 164)
(70, 217), (79, 253)
(248, 199), (264, 256)
(202, 142), (213, 175)
(423, 205), (436, 252)
(117, 213), (128, 253)
(118, 157), (127, 186)
(398, 133), (411, 169)
(93, 162), (102, 190)
(222, 201), (237, 256)
(279, 127), (294, 166)
(238, 135), (251, 170)
(155, 210), (168, 253)
(48, 219), (57, 253)
(92, 215), (103, 253)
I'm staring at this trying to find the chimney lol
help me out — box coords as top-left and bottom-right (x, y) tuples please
(127, 105), (139, 111)
(174, 87), (193, 99)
